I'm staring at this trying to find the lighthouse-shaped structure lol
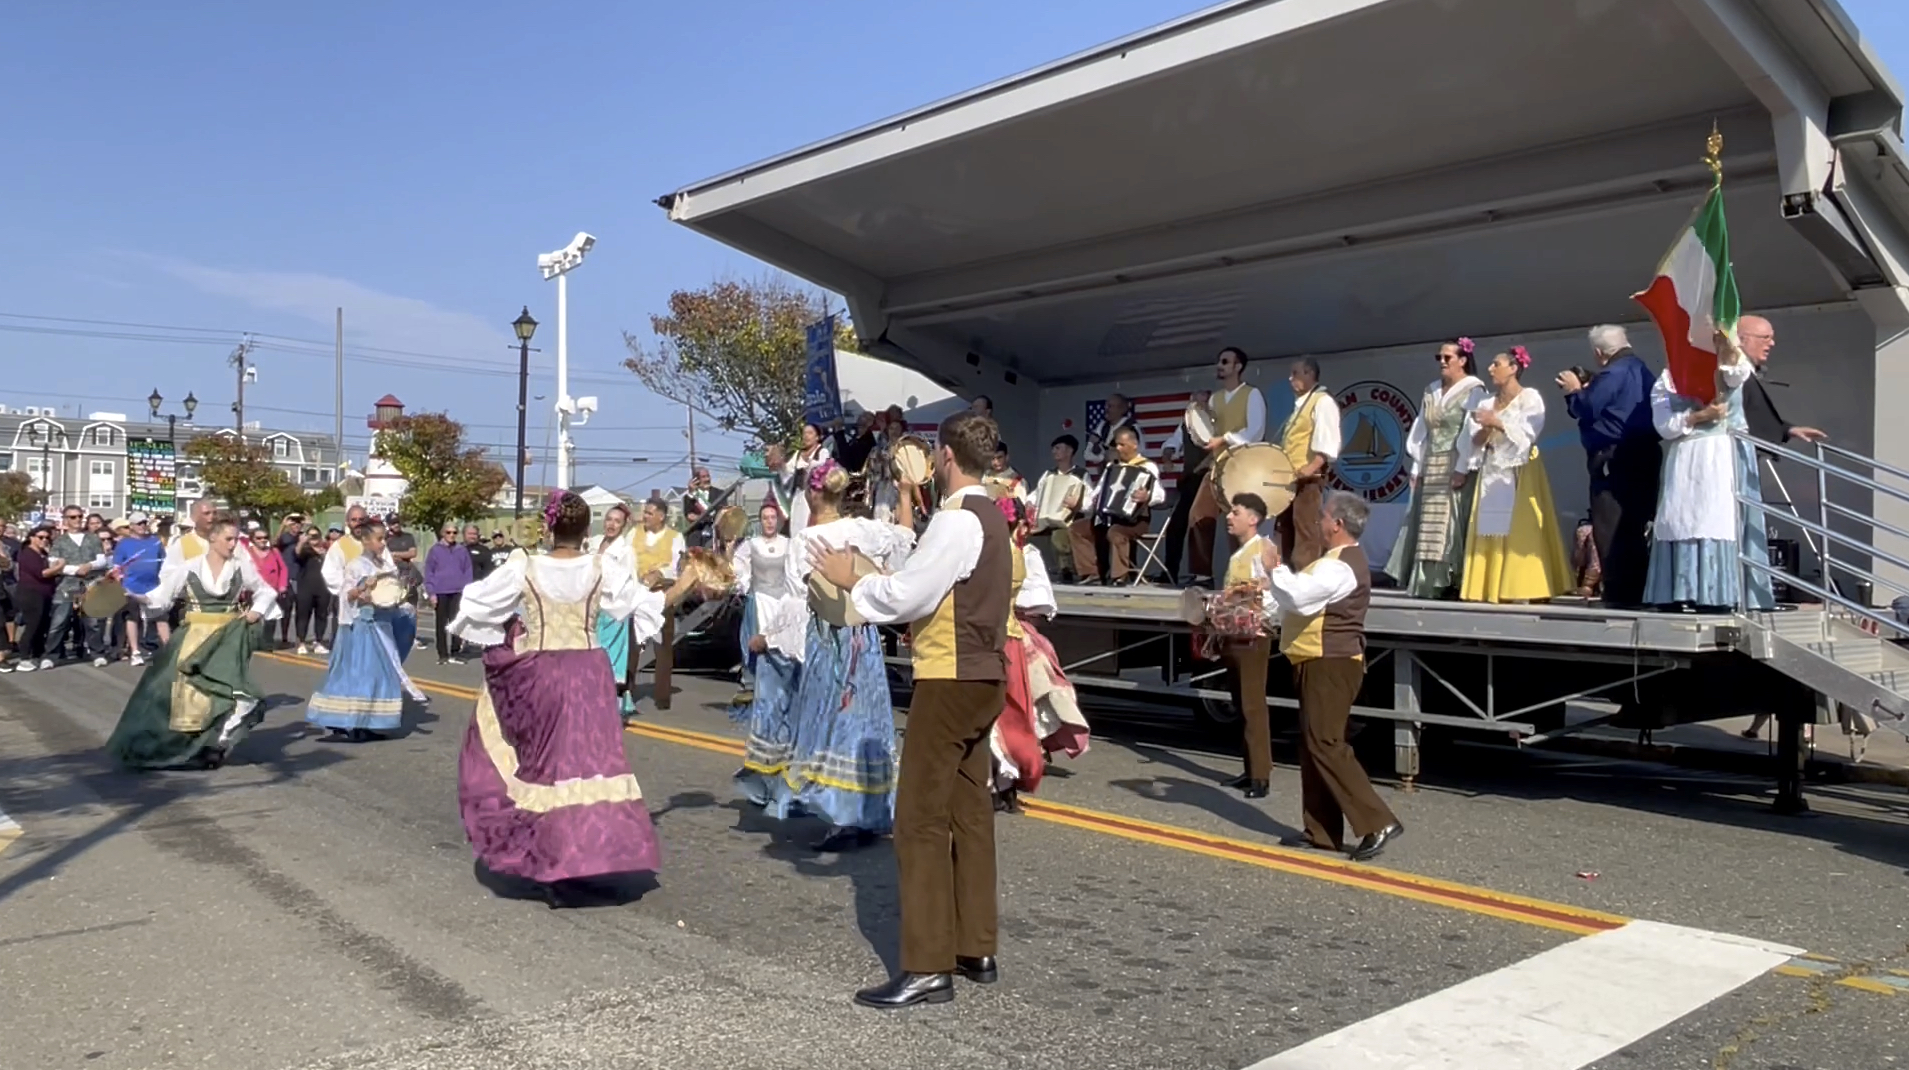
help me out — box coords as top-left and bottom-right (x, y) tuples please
(363, 394), (410, 503)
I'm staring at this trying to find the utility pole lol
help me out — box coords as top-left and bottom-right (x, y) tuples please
(230, 334), (254, 440)
(686, 403), (697, 478)
(335, 309), (345, 484)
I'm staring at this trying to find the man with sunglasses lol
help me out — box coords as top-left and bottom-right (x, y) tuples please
(46, 505), (109, 666)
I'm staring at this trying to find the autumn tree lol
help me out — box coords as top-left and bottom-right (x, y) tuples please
(0, 470), (44, 522)
(183, 435), (311, 520)
(374, 412), (507, 534)
(624, 274), (859, 449)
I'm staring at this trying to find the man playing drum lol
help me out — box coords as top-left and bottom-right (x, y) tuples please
(1186, 347), (1267, 586)
(1067, 426), (1164, 586)
(1276, 357), (1342, 571)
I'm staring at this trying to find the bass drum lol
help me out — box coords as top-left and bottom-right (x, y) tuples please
(1211, 443), (1297, 518)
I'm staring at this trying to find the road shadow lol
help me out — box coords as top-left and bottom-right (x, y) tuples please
(0, 690), (352, 906)
(1106, 743), (1303, 842)
(471, 860), (659, 909)
(1404, 733), (1909, 878)
(730, 799), (902, 975)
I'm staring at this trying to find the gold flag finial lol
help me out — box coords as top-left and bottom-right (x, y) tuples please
(1704, 121), (1724, 179)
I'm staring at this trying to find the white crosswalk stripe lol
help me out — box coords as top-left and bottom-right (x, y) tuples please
(1245, 921), (1800, 1070)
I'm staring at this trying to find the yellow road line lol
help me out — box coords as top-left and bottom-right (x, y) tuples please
(618, 720), (1626, 936)
(254, 651), (1897, 994)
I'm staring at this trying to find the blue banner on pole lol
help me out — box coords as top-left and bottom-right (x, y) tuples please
(802, 316), (842, 428)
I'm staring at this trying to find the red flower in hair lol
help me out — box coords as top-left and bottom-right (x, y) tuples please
(1508, 345), (1531, 370)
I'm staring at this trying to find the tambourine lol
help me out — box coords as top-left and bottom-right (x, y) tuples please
(807, 549), (881, 628)
(892, 436), (933, 485)
(82, 578), (128, 619)
(714, 505), (749, 544)
(367, 575), (405, 608)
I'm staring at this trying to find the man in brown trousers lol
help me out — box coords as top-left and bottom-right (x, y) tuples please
(1259, 489), (1404, 861)
(812, 410), (1013, 1009)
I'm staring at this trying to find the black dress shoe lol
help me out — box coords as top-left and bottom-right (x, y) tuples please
(854, 972), (954, 1008)
(1349, 821), (1404, 862)
(956, 955), (998, 984)
(1242, 780), (1269, 799)
(1221, 773), (1251, 789)
(1278, 835), (1334, 851)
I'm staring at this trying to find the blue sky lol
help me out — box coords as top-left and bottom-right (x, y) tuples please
(3, 0), (1905, 495)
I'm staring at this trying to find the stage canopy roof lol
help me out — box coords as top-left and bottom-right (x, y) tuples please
(662, 0), (1909, 386)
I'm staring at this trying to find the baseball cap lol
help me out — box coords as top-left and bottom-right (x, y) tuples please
(126, 513), (150, 526)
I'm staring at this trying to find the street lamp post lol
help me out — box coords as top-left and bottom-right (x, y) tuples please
(537, 232), (595, 491)
(510, 308), (539, 519)
(148, 389), (198, 516)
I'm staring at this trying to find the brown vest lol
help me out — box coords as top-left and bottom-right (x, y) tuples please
(1278, 543), (1372, 662)
(908, 493), (1011, 682)
(1319, 543), (1372, 660)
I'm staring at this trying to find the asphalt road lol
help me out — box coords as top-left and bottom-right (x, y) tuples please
(1, 650), (1905, 1070)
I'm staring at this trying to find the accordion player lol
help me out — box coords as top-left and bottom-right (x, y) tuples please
(1066, 427), (1166, 585)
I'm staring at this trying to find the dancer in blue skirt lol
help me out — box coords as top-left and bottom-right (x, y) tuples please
(306, 517), (426, 742)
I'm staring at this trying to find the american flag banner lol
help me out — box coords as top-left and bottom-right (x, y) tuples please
(1081, 392), (1193, 491)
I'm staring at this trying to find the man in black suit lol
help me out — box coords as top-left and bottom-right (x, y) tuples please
(1737, 315), (1827, 446)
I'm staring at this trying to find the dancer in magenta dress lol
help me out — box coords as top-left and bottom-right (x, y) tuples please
(449, 492), (709, 905)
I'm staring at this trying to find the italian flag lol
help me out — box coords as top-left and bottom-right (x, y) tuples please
(1633, 181), (1739, 403)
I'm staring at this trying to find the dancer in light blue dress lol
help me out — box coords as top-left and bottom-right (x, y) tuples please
(306, 518), (427, 741)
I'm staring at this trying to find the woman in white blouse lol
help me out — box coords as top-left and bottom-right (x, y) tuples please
(768, 422), (831, 536)
(1386, 338), (1486, 597)
(1455, 346), (1573, 604)
(106, 517), (280, 771)
(449, 491), (711, 906)
(731, 501), (796, 710)
(741, 460), (914, 852)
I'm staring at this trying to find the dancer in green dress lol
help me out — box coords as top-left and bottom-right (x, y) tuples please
(1387, 338), (1486, 598)
(106, 518), (281, 771)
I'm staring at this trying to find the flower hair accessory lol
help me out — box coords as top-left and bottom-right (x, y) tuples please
(542, 491), (570, 532)
(1455, 337), (1475, 356)
(1508, 345), (1531, 370)
(807, 457), (841, 492)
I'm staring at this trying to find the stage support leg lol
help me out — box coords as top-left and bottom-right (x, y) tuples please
(655, 616), (675, 712)
(1392, 650), (1421, 791)
(1773, 695), (1811, 815)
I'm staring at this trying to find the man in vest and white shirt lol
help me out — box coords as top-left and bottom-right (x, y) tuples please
(1260, 490), (1402, 862)
(631, 497), (685, 712)
(1185, 346), (1267, 585)
(1276, 357), (1342, 571)
(320, 503), (371, 604)
(160, 498), (218, 582)
(812, 410), (1013, 1010)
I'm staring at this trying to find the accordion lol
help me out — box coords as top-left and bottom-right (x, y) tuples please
(1194, 583), (1267, 660)
(1095, 463), (1154, 526)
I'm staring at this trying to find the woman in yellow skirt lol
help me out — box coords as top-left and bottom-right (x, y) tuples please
(1455, 346), (1572, 604)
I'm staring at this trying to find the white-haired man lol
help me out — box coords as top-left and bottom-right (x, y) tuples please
(1558, 325), (1660, 607)
(1737, 315), (1827, 445)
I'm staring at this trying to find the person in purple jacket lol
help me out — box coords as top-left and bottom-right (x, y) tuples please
(424, 522), (474, 665)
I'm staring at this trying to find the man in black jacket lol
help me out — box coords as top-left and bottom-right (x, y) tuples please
(1737, 315), (1827, 445)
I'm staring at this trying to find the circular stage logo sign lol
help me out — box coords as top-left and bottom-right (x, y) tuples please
(1326, 381), (1417, 503)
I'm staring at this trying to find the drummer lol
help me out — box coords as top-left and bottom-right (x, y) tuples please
(1068, 426), (1165, 586)
(1186, 347), (1268, 587)
(1276, 358), (1342, 570)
